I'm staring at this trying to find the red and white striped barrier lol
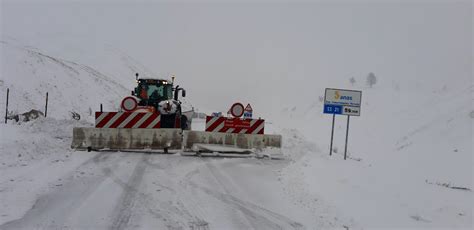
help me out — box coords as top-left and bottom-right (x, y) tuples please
(95, 112), (161, 129)
(205, 116), (264, 134)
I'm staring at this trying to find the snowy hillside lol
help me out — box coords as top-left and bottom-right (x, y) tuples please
(0, 38), (186, 123)
(276, 81), (473, 228)
(0, 40), (132, 123)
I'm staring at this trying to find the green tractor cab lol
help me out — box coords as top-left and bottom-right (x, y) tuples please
(131, 73), (188, 129)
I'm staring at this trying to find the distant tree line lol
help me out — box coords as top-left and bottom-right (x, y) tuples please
(349, 72), (378, 88)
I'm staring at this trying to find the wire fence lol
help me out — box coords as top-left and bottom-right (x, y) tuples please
(4, 88), (49, 124)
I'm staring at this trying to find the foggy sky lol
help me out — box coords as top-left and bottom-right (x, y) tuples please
(1, 0), (471, 115)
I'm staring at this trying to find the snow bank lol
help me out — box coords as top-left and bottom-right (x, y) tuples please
(0, 117), (91, 168)
(0, 117), (95, 224)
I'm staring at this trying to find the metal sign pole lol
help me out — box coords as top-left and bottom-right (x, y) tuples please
(4, 88), (9, 124)
(344, 115), (350, 160)
(329, 113), (335, 156)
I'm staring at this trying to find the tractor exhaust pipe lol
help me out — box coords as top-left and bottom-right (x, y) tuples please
(174, 85), (186, 101)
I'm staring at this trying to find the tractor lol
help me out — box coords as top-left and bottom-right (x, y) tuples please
(124, 73), (189, 130)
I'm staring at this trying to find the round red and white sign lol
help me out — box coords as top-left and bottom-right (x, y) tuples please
(230, 102), (245, 118)
(121, 96), (138, 112)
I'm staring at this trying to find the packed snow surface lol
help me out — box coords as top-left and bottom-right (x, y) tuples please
(0, 118), (350, 229)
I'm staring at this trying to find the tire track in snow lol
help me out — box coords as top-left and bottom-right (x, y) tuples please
(108, 154), (148, 230)
(106, 156), (209, 230)
(0, 151), (102, 187)
(143, 156), (210, 230)
(106, 154), (210, 230)
(177, 168), (214, 230)
(0, 152), (123, 230)
(191, 160), (305, 230)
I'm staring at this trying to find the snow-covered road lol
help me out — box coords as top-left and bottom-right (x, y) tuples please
(1, 110), (470, 229)
(0, 118), (350, 230)
(1, 150), (312, 230)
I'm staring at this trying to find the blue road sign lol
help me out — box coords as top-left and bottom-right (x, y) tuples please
(212, 112), (222, 117)
(324, 88), (362, 116)
(243, 112), (253, 119)
(323, 104), (343, 115)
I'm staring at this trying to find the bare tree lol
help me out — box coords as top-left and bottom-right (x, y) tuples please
(318, 95), (324, 102)
(392, 80), (400, 91)
(366, 72), (377, 88)
(350, 77), (356, 86)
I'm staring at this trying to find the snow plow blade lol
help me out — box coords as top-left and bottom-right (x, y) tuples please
(182, 130), (282, 154)
(71, 128), (183, 151)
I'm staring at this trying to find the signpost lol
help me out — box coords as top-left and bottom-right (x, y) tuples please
(243, 103), (253, 119)
(324, 88), (362, 160)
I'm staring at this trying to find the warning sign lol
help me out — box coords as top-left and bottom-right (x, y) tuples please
(243, 103), (253, 119)
(245, 104), (253, 112)
(230, 103), (245, 118)
(205, 116), (265, 134)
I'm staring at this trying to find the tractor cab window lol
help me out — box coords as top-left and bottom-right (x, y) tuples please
(147, 85), (163, 100)
(147, 84), (173, 100)
(136, 80), (173, 101)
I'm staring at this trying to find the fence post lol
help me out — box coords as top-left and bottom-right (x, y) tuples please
(45, 92), (48, 117)
(4, 88), (9, 124)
